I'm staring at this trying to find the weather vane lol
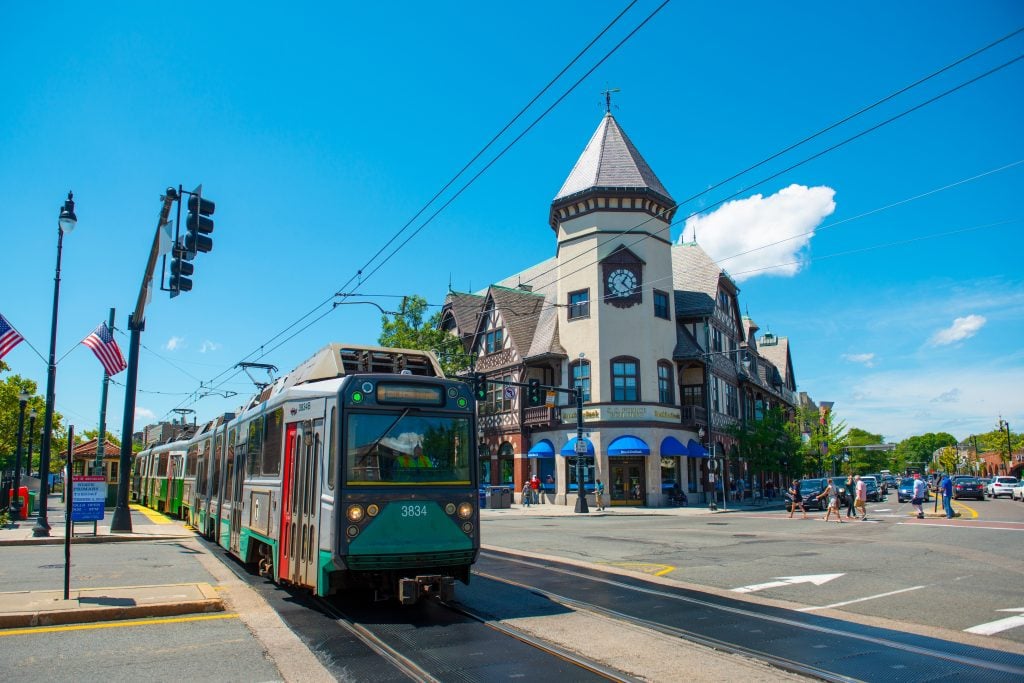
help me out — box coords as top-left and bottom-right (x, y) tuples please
(601, 86), (620, 113)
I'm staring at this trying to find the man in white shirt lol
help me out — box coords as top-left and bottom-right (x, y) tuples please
(911, 473), (927, 519)
(854, 475), (868, 521)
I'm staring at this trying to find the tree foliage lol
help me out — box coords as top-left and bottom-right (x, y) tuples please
(891, 432), (957, 474)
(377, 295), (471, 377)
(0, 371), (63, 473)
(729, 407), (805, 480)
(844, 427), (890, 473)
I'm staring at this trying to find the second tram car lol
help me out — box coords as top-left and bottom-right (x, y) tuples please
(150, 344), (479, 604)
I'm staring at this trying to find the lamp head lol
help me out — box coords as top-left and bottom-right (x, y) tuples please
(18, 389), (30, 403)
(29, 409), (37, 419)
(58, 191), (77, 234)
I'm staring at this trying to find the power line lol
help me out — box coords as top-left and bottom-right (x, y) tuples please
(159, 1), (666, 417)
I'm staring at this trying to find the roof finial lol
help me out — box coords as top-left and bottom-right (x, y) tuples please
(601, 86), (620, 114)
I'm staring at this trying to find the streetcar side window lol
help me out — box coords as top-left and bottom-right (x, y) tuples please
(248, 416), (264, 477)
(213, 434), (223, 497)
(262, 408), (283, 476)
(187, 443), (198, 477)
(327, 407), (336, 490)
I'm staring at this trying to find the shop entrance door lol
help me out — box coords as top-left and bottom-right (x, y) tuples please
(609, 459), (646, 506)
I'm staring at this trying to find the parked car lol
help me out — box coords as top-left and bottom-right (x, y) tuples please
(785, 478), (829, 512)
(882, 474), (898, 491)
(897, 479), (931, 503)
(1011, 482), (1024, 502)
(951, 476), (985, 501)
(988, 476), (1020, 499)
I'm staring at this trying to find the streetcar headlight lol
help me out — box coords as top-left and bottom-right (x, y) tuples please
(461, 522), (473, 534)
(347, 504), (365, 523)
(347, 525), (360, 538)
(366, 504), (380, 517)
(445, 503), (456, 515)
(457, 502), (473, 519)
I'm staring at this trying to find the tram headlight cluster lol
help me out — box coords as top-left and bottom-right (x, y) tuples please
(346, 504), (365, 523)
(457, 502), (473, 520)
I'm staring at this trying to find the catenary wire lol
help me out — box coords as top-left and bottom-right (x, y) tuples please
(160, 1), (664, 416)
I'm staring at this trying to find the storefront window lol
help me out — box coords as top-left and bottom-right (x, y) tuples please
(565, 456), (595, 491)
(498, 442), (514, 485)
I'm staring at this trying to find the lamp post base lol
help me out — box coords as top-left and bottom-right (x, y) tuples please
(31, 519), (51, 537)
(574, 494), (589, 513)
(110, 504), (133, 533)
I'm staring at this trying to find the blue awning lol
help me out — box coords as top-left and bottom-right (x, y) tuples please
(527, 439), (555, 458)
(660, 436), (688, 456)
(607, 435), (650, 456)
(560, 437), (595, 456)
(687, 439), (710, 458)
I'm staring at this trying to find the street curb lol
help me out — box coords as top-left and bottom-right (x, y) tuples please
(0, 584), (224, 629)
(0, 533), (194, 547)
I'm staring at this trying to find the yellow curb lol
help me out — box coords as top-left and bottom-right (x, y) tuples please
(952, 500), (979, 519)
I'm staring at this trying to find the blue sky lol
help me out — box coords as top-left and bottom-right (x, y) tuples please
(2, 1), (1022, 443)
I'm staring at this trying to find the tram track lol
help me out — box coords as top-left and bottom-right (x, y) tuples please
(475, 550), (1024, 682)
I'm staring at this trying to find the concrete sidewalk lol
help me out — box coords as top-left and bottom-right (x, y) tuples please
(0, 494), (219, 629)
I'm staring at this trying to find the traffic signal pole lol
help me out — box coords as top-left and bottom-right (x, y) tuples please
(110, 188), (178, 533)
(468, 375), (589, 513)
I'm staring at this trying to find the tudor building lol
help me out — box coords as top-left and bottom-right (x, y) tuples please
(440, 112), (798, 507)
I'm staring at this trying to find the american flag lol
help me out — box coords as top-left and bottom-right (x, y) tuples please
(82, 322), (127, 376)
(0, 313), (25, 360)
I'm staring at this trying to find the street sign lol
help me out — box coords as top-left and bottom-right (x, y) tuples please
(503, 385), (516, 400)
(575, 438), (589, 454)
(707, 459), (719, 472)
(545, 390), (556, 408)
(71, 475), (107, 522)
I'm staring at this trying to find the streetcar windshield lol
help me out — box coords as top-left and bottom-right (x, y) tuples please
(345, 411), (472, 485)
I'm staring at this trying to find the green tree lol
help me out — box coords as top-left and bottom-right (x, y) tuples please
(844, 427), (890, 473)
(891, 432), (957, 475)
(378, 295), (470, 377)
(0, 372), (59, 473)
(728, 407), (803, 481)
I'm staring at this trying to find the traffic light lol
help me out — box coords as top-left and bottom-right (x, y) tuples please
(528, 379), (542, 406)
(472, 373), (487, 401)
(169, 243), (194, 297)
(185, 193), (215, 256)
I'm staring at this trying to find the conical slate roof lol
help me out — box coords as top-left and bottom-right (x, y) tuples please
(553, 113), (673, 204)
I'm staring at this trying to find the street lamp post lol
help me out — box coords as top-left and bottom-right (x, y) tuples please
(26, 408), (37, 480)
(11, 390), (30, 518)
(34, 192), (77, 537)
(572, 388), (589, 514)
(999, 419), (1013, 475)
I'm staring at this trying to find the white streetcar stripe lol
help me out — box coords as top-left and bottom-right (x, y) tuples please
(797, 585), (927, 612)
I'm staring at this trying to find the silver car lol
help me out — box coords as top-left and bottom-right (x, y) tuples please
(987, 476), (1019, 499)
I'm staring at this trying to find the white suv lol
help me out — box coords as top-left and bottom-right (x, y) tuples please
(988, 476), (1019, 499)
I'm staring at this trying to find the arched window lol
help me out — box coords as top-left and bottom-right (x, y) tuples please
(657, 361), (674, 404)
(610, 356), (640, 402)
(570, 359), (591, 402)
(497, 442), (514, 485)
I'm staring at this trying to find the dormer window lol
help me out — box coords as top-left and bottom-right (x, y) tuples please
(479, 329), (503, 355)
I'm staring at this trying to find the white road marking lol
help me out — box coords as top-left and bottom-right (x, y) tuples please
(732, 573), (844, 594)
(798, 585), (927, 612)
(896, 523), (1024, 531)
(965, 608), (1024, 636)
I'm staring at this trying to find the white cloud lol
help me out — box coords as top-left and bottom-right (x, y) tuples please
(842, 353), (875, 368)
(928, 315), (986, 346)
(165, 336), (184, 351)
(931, 388), (961, 403)
(679, 184), (836, 282)
(135, 407), (156, 421)
(199, 340), (221, 353)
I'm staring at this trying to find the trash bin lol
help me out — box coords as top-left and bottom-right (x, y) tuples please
(27, 490), (35, 516)
(8, 486), (30, 520)
(487, 486), (511, 509)
(479, 488), (488, 509)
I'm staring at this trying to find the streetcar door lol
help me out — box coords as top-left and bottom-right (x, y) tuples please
(229, 440), (245, 554)
(279, 423), (300, 582)
(298, 418), (323, 588)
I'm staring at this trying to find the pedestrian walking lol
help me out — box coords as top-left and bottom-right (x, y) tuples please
(854, 475), (868, 521)
(911, 473), (927, 518)
(530, 474), (540, 505)
(521, 481), (532, 508)
(788, 480), (807, 519)
(940, 473), (954, 518)
(819, 480), (843, 523)
(845, 474), (858, 518)
(595, 478), (605, 511)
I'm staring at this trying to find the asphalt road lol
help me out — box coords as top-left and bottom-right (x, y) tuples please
(481, 495), (1024, 645)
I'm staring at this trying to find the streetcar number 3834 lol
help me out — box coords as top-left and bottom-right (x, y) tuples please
(401, 504), (428, 518)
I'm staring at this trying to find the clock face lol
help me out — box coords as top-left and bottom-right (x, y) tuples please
(607, 268), (638, 297)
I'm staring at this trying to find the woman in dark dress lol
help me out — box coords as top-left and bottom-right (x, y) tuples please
(788, 480), (807, 518)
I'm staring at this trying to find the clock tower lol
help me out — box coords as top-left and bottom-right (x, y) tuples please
(549, 112), (677, 404)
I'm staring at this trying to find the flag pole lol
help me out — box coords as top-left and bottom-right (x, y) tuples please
(94, 308), (114, 477)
